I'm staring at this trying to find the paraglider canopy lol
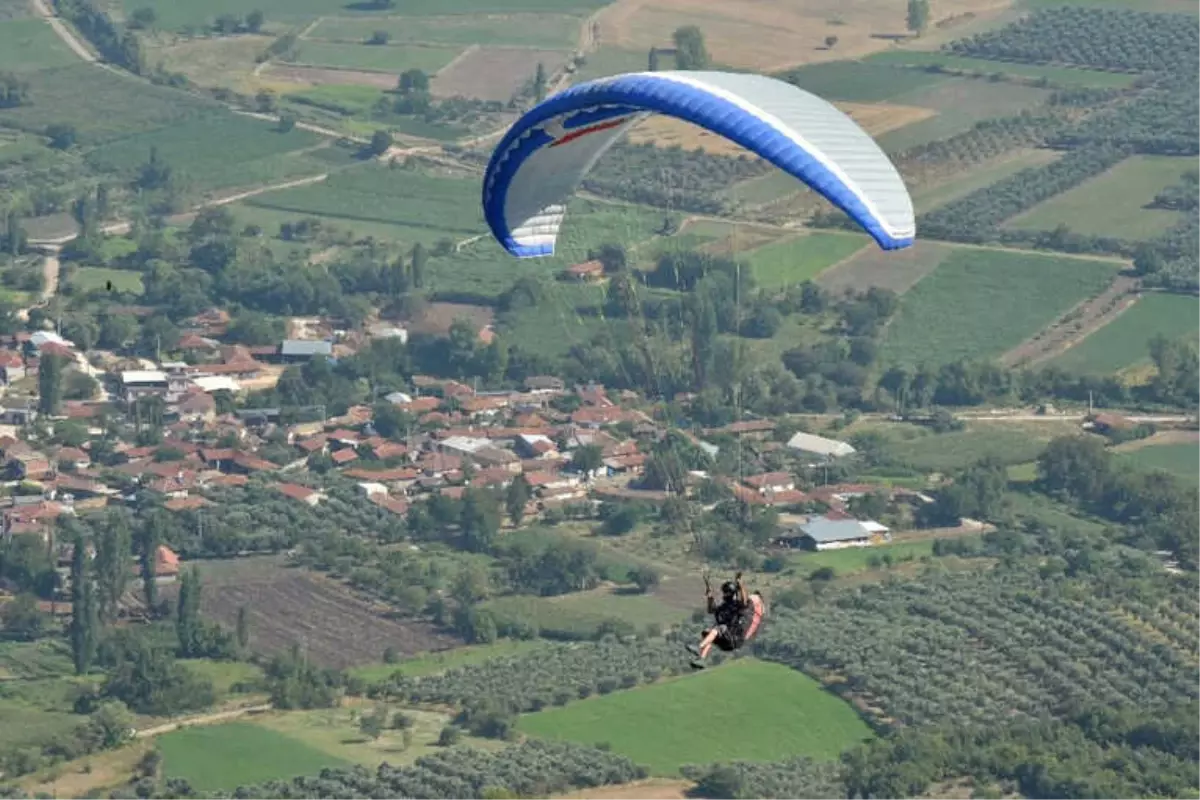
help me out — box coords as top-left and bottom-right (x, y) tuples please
(481, 70), (915, 258)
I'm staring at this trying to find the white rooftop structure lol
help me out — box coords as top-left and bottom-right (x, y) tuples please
(786, 431), (856, 458)
(357, 482), (389, 497)
(441, 435), (492, 454)
(121, 370), (168, 385)
(191, 375), (241, 394)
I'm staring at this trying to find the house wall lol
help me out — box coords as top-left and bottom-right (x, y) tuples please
(815, 537), (871, 551)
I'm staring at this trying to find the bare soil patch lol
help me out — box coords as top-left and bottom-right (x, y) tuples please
(817, 239), (951, 295)
(560, 779), (694, 799)
(593, 0), (1015, 72)
(164, 557), (456, 669)
(264, 63), (398, 89)
(431, 46), (570, 102)
(406, 301), (496, 336)
(999, 274), (1139, 368)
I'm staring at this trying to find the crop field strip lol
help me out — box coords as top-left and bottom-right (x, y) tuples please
(307, 13), (584, 49)
(1048, 292), (1199, 374)
(878, 248), (1120, 368)
(757, 569), (1199, 729)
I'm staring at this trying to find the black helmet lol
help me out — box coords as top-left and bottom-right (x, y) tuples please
(720, 581), (736, 597)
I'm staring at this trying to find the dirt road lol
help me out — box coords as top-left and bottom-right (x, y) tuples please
(1000, 274), (1140, 368)
(28, 0), (96, 62)
(135, 703), (272, 738)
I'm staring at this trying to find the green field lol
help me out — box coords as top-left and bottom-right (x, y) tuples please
(572, 47), (652, 83)
(85, 115), (325, 193)
(245, 165), (482, 237)
(1020, 0), (1197, 11)
(67, 267), (145, 295)
(746, 232), (869, 289)
(517, 658), (873, 775)
(726, 170), (807, 206)
(180, 659), (265, 695)
(481, 587), (683, 640)
(884, 426), (1054, 471)
(878, 79), (1051, 153)
(0, 641), (85, 752)
(349, 640), (548, 682)
(913, 150), (1062, 213)
(866, 50), (1138, 89)
(1049, 293), (1200, 375)
(879, 248), (1120, 367)
(1118, 443), (1199, 485)
(0, 18), (79, 71)
(778, 62), (947, 103)
(310, 13), (582, 48)
(293, 41), (462, 73)
(790, 539), (938, 577)
(158, 722), (352, 792)
(122, 0), (610, 31)
(1006, 155), (1197, 240)
(0, 65), (210, 144)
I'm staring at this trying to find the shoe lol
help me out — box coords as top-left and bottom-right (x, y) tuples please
(690, 659), (706, 670)
(685, 643), (700, 657)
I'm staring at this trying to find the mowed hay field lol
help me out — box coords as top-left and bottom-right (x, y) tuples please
(291, 41), (464, 74)
(1117, 442), (1200, 486)
(431, 46), (571, 101)
(517, 659), (873, 775)
(746, 232), (870, 289)
(1006, 156), (1198, 240)
(167, 557), (457, 669)
(817, 240), (954, 295)
(158, 722), (351, 792)
(308, 13), (584, 49)
(0, 18), (79, 72)
(1049, 293), (1200, 375)
(593, 0), (1015, 72)
(878, 248), (1120, 367)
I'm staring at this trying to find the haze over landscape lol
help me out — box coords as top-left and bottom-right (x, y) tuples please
(0, 0), (1197, 796)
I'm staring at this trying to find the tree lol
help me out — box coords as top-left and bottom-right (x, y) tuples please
(69, 532), (98, 674)
(94, 511), (133, 624)
(648, 47), (660, 71)
(360, 706), (386, 740)
(1, 593), (46, 640)
(505, 473), (531, 526)
(45, 122), (77, 150)
(824, 35), (839, 48)
(129, 6), (157, 27)
(1037, 435), (1111, 504)
(907, 0), (930, 35)
(4, 209), (25, 257)
(368, 29), (389, 44)
(629, 566), (660, 594)
(255, 89), (277, 113)
(410, 242), (427, 289)
(533, 62), (547, 102)
(594, 242), (627, 273)
(460, 490), (501, 553)
(38, 352), (66, 415)
(245, 9), (264, 32)
(236, 605), (250, 651)
(672, 25), (710, 70)
(176, 567), (201, 656)
(397, 69), (429, 94)
(570, 444), (604, 475)
(137, 515), (162, 612)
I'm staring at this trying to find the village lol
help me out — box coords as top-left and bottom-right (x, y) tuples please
(0, 304), (932, 609)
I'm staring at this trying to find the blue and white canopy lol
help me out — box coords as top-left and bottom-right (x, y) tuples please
(481, 70), (916, 258)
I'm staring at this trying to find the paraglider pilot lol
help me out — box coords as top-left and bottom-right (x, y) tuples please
(686, 571), (749, 668)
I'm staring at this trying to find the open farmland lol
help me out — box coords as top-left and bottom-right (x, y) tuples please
(912, 149), (1062, 213)
(878, 248), (1120, 367)
(309, 13), (584, 49)
(292, 41), (464, 74)
(158, 722), (352, 792)
(883, 425), (1056, 471)
(816, 239), (953, 295)
(745, 232), (869, 289)
(84, 114), (325, 194)
(571, 47), (650, 82)
(67, 267), (145, 295)
(517, 658), (874, 775)
(1048, 292), (1199, 375)
(481, 586), (685, 640)
(266, 64), (400, 90)
(0, 18), (79, 71)
(877, 79), (1052, 153)
(170, 557), (457, 669)
(1005, 155), (1198, 240)
(866, 49), (1139, 88)
(431, 46), (570, 101)
(595, 0), (1012, 72)
(0, 65), (212, 143)
(776, 62), (948, 103)
(144, 35), (274, 91)
(244, 165), (483, 240)
(1116, 441), (1200, 486)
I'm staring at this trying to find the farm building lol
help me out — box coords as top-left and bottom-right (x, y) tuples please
(787, 516), (891, 551)
(561, 260), (605, 283)
(280, 340), (334, 361)
(786, 431), (856, 462)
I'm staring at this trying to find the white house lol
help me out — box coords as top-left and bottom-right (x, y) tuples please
(793, 516), (890, 551)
